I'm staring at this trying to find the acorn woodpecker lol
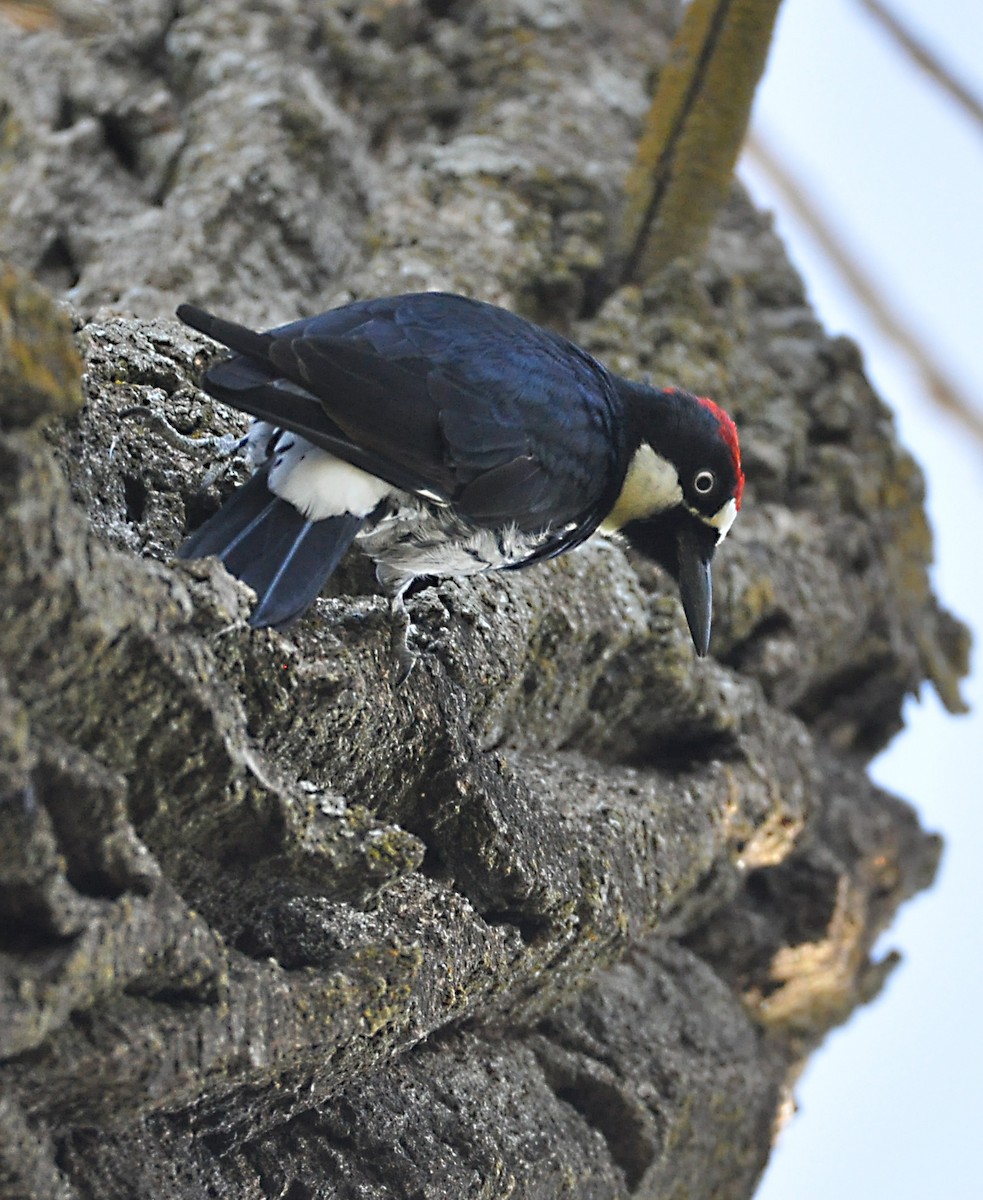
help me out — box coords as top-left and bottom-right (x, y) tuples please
(175, 293), (743, 656)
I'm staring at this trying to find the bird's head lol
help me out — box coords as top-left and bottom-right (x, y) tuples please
(602, 383), (744, 656)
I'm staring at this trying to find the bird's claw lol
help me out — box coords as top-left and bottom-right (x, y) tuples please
(121, 406), (245, 487)
(121, 405), (241, 454)
(389, 592), (419, 685)
(392, 638), (418, 687)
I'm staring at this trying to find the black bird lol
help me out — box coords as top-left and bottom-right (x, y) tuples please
(175, 292), (744, 656)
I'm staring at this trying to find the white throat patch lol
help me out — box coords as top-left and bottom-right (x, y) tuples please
(600, 443), (682, 532)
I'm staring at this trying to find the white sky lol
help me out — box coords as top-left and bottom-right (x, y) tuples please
(741, 1), (983, 1197)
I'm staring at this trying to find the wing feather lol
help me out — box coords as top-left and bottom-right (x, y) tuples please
(188, 293), (625, 538)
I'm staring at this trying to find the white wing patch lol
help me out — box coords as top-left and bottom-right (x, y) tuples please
(266, 434), (393, 520)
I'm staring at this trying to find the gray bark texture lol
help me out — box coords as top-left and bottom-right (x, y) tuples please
(0, 1), (968, 1198)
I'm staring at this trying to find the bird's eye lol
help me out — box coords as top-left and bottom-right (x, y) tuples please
(694, 469), (715, 495)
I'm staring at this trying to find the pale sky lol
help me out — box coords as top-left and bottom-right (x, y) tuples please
(741, 2), (983, 1197)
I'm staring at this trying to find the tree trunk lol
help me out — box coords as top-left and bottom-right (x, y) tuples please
(0, 2), (965, 1198)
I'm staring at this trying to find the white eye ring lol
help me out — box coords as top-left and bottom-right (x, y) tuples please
(694, 469), (715, 494)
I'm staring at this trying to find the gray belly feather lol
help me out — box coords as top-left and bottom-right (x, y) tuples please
(358, 502), (546, 597)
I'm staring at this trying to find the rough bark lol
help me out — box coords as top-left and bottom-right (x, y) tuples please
(0, 2), (966, 1198)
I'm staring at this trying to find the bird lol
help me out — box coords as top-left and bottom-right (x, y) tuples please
(174, 292), (744, 659)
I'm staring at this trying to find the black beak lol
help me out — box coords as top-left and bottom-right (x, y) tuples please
(676, 524), (714, 657)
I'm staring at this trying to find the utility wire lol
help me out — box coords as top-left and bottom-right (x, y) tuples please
(0, 2), (58, 32)
(855, 0), (983, 134)
(746, 130), (983, 454)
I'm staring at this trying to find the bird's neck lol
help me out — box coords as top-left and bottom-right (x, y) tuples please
(616, 378), (682, 446)
(600, 382), (684, 532)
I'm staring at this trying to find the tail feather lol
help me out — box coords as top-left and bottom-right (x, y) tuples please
(178, 472), (364, 629)
(176, 303), (275, 362)
(178, 470), (278, 562)
(240, 510), (363, 629)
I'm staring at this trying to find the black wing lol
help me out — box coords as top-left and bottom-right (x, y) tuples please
(177, 294), (626, 543)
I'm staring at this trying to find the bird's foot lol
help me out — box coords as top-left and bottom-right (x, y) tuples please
(388, 600), (420, 686)
(121, 406), (245, 487)
(388, 591), (419, 685)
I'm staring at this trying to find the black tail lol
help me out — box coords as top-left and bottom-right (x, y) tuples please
(178, 470), (364, 629)
(176, 303), (276, 362)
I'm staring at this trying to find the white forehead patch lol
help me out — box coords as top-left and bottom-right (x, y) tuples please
(707, 496), (738, 540)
